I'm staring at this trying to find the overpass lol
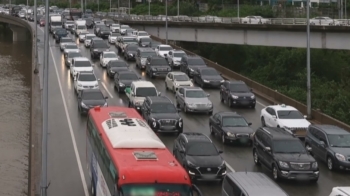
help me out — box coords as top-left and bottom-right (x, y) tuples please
(0, 13), (31, 41)
(117, 16), (350, 50)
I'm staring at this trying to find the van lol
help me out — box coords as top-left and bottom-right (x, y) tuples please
(329, 187), (350, 196)
(222, 172), (288, 196)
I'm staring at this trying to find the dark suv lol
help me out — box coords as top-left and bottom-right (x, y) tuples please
(90, 38), (110, 59)
(180, 56), (207, 77)
(305, 124), (350, 171)
(141, 96), (183, 134)
(173, 132), (226, 182)
(253, 127), (319, 182)
(145, 56), (171, 78)
(220, 80), (256, 108)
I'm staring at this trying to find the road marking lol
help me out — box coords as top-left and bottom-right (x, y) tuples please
(101, 82), (114, 98)
(40, 27), (89, 196)
(257, 101), (266, 107)
(225, 161), (235, 172)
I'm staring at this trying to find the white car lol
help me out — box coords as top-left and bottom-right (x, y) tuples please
(155, 44), (173, 58)
(165, 72), (193, 93)
(241, 16), (270, 24)
(166, 49), (187, 69)
(100, 51), (119, 68)
(70, 57), (93, 77)
(120, 25), (130, 35)
(59, 37), (74, 51)
(78, 31), (89, 42)
(110, 24), (120, 32)
(108, 32), (119, 44)
(84, 34), (96, 48)
(260, 104), (310, 137)
(74, 71), (99, 93)
(63, 43), (79, 54)
(329, 187), (350, 196)
(64, 21), (74, 29)
(136, 31), (150, 41)
(310, 17), (340, 26)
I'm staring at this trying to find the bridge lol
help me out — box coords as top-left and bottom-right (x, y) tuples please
(117, 16), (350, 50)
(0, 14), (32, 41)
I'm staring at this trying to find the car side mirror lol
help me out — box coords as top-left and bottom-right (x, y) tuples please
(97, 79), (101, 81)
(248, 122), (252, 126)
(264, 147), (271, 152)
(218, 150), (223, 154)
(319, 141), (326, 147)
(250, 88), (253, 92)
(131, 92), (135, 96)
(179, 149), (185, 153)
(304, 115), (307, 119)
(158, 92), (161, 96)
(207, 94), (210, 97)
(105, 96), (108, 99)
(272, 115), (277, 119)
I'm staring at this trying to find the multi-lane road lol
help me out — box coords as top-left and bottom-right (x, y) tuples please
(31, 22), (350, 196)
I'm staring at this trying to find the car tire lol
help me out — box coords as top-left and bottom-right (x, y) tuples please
(228, 98), (233, 108)
(220, 93), (224, 102)
(272, 165), (279, 181)
(184, 105), (188, 113)
(327, 156), (335, 170)
(250, 104), (256, 109)
(209, 124), (214, 135)
(261, 117), (266, 127)
(165, 82), (168, 90)
(310, 178), (318, 183)
(221, 133), (226, 144)
(253, 149), (261, 166)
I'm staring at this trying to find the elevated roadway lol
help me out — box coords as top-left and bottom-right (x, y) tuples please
(35, 25), (350, 196)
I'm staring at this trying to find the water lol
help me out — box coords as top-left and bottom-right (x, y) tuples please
(0, 32), (32, 196)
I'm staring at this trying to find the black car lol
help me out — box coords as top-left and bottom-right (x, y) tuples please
(253, 127), (319, 182)
(114, 70), (140, 93)
(106, 60), (129, 78)
(141, 96), (183, 134)
(77, 89), (108, 114)
(139, 37), (152, 48)
(54, 29), (68, 43)
(193, 67), (224, 88)
(220, 80), (256, 108)
(305, 124), (350, 171)
(97, 26), (110, 38)
(52, 28), (65, 38)
(94, 24), (105, 35)
(104, 19), (114, 27)
(145, 56), (171, 79)
(64, 51), (82, 67)
(209, 112), (254, 145)
(90, 38), (110, 59)
(173, 132), (226, 181)
(85, 18), (94, 28)
(124, 44), (138, 61)
(180, 56), (207, 77)
(36, 15), (43, 24)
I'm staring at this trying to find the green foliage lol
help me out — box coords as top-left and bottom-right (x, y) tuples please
(207, 5), (274, 18)
(180, 42), (350, 125)
(131, 1), (201, 16)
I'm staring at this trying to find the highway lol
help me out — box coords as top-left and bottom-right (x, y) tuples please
(32, 23), (350, 196)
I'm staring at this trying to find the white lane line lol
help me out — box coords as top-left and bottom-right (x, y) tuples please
(225, 162), (235, 172)
(257, 101), (266, 107)
(101, 82), (114, 98)
(40, 27), (89, 196)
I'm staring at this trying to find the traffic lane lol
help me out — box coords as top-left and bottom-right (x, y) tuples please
(45, 43), (85, 196)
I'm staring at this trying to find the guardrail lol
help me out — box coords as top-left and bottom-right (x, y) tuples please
(147, 35), (350, 132)
(104, 14), (350, 26)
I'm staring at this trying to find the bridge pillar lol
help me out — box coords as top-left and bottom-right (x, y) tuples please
(9, 24), (28, 42)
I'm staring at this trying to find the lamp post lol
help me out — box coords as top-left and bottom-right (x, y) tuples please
(177, 0), (179, 16)
(306, 0), (311, 118)
(110, 0), (111, 12)
(165, 0), (168, 44)
(237, 0), (240, 18)
(149, 0), (150, 15)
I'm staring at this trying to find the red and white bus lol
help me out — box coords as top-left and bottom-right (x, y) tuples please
(86, 106), (203, 196)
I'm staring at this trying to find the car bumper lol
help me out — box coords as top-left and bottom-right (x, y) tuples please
(202, 81), (222, 88)
(172, 62), (181, 68)
(335, 160), (350, 170)
(76, 86), (99, 92)
(100, 34), (109, 38)
(92, 51), (102, 56)
(223, 136), (253, 144)
(187, 168), (226, 181)
(186, 106), (213, 113)
(230, 99), (256, 106)
(278, 170), (319, 181)
(151, 71), (170, 77)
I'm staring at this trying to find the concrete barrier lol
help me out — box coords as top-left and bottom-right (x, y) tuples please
(149, 35), (350, 132)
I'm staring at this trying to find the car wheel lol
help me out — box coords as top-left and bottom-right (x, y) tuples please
(253, 149), (261, 166)
(209, 124), (214, 135)
(220, 93), (224, 102)
(272, 165), (279, 181)
(327, 156), (335, 170)
(184, 105), (188, 113)
(261, 117), (266, 126)
(310, 178), (318, 183)
(250, 104), (256, 109)
(228, 98), (232, 108)
(165, 82), (168, 90)
(221, 133), (226, 144)
(172, 87), (176, 94)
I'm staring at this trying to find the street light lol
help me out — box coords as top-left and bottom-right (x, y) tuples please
(237, 0), (240, 18)
(306, 0), (311, 118)
(177, 0), (179, 16)
(148, 0), (150, 16)
(165, 0), (168, 44)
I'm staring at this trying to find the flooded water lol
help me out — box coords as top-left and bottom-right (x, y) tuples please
(0, 30), (32, 196)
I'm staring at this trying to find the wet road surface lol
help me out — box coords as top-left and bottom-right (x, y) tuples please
(31, 23), (350, 196)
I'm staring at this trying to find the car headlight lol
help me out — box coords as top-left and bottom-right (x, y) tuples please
(187, 160), (196, 167)
(68, 60), (71, 64)
(278, 161), (289, 168)
(189, 68), (194, 72)
(190, 83), (194, 86)
(174, 83), (179, 86)
(187, 103), (196, 107)
(81, 102), (88, 108)
(203, 79), (209, 83)
(110, 70), (115, 73)
(151, 68), (157, 71)
(78, 84), (82, 87)
(251, 95), (255, 99)
(227, 132), (235, 137)
(312, 162), (318, 169)
(94, 84), (98, 87)
(220, 80), (225, 83)
(119, 83), (125, 86)
(206, 102), (212, 107)
(335, 153), (346, 161)
(129, 53), (133, 56)
(134, 101), (142, 106)
(232, 95), (238, 99)
(94, 49), (98, 51)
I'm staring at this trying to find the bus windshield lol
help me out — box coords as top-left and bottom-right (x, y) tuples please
(121, 184), (192, 196)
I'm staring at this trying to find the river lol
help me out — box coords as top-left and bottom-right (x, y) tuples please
(0, 27), (31, 196)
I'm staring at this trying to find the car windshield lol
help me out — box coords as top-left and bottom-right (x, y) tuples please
(111, 24), (119, 27)
(104, 53), (117, 58)
(100, 27), (109, 31)
(222, 117), (249, 127)
(138, 32), (148, 36)
(86, 35), (95, 39)
(186, 142), (218, 156)
(141, 38), (151, 42)
(79, 74), (96, 81)
(188, 59), (206, 65)
(56, 30), (66, 34)
(174, 52), (186, 57)
(66, 21), (74, 24)
(66, 45), (78, 49)
(79, 32), (88, 35)
(328, 134), (350, 147)
(74, 61), (91, 67)
(201, 69), (218, 76)
(105, 20), (113, 24)
(141, 52), (157, 58)
(94, 42), (108, 48)
(109, 61), (128, 67)
(160, 46), (172, 51)
(124, 39), (137, 43)
(119, 73), (138, 80)
(127, 45), (138, 51)
(174, 75), (189, 81)
(61, 39), (72, 43)
(185, 90), (207, 98)
(277, 110), (304, 119)
(273, 140), (306, 153)
(151, 59), (167, 65)
(135, 87), (157, 97)
(229, 83), (250, 92)
(121, 184), (191, 196)
(111, 33), (119, 36)
(83, 92), (104, 100)
(151, 103), (177, 113)
(68, 53), (81, 58)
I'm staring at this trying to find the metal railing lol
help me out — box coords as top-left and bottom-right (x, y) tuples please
(104, 14), (350, 26)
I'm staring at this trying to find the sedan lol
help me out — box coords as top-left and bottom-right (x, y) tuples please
(175, 87), (213, 114)
(78, 31), (89, 42)
(114, 70), (141, 93)
(165, 72), (193, 93)
(106, 60), (129, 78)
(63, 43), (80, 55)
(193, 67), (224, 88)
(209, 111), (254, 145)
(77, 89), (108, 114)
(60, 37), (74, 51)
(54, 29), (68, 43)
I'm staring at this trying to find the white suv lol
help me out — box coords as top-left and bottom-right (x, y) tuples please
(100, 51), (119, 68)
(74, 71), (99, 93)
(166, 49), (187, 69)
(155, 44), (173, 58)
(70, 57), (94, 77)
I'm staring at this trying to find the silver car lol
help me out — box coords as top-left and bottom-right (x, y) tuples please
(175, 87), (213, 114)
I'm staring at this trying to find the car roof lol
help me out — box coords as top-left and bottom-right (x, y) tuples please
(216, 111), (241, 118)
(259, 127), (296, 140)
(268, 104), (298, 111)
(86, 33), (96, 36)
(171, 49), (185, 53)
(103, 51), (116, 54)
(182, 86), (203, 91)
(226, 172), (288, 196)
(149, 56), (165, 61)
(312, 124), (349, 135)
(73, 57), (89, 61)
(138, 31), (147, 33)
(61, 37), (72, 40)
(132, 80), (155, 87)
(147, 96), (171, 103)
(159, 44), (172, 47)
(138, 47), (154, 51)
(170, 71), (187, 75)
(65, 43), (77, 46)
(117, 70), (136, 75)
(181, 132), (212, 143)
